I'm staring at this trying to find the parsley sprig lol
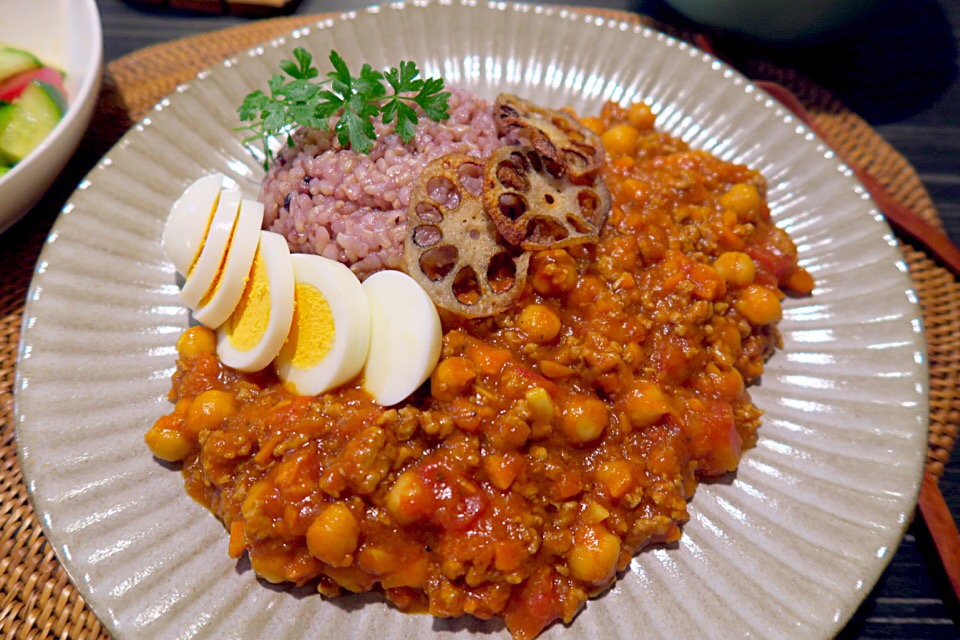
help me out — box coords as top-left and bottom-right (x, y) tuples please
(237, 48), (450, 168)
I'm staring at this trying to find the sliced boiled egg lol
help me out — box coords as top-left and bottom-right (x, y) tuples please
(362, 270), (442, 406)
(192, 199), (265, 329)
(162, 173), (224, 276)
(180, 188), (243, 309)
(274, 254), (371, 396)
(216, 231), (295, 372)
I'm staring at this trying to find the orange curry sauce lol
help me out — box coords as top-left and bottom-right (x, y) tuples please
(147, 101), (812, 639)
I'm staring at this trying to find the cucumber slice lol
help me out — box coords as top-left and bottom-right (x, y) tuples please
(0, 101), (14, 131)
(34, 79), (68, 114)
(0, 165), (9, 177)
(0, 46), (42, 83)
(0, 81), (63, 164)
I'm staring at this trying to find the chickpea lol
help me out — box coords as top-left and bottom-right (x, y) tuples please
(579, 116), (605, 136)
(719, 183), (761, 218)
(721, 208), (739, 228)
(306, 503), (360, 568)
(525, 387), (555, 423)
(176, 326), (216, 359)
(249, 550), (292, 584)
(517, 304), (562, 343)
(568, 524), (621, 584)
(144, 423), (191, 462)
(381, 555), (429, 589)
(325, 566), (376, 593)
(595, 460), (634, 499)
(600, 124), (640, 157)
(619, 380), (670, 428)
(540, 360), (575, 379)
(568, 275), (606, 309)
(581, 503), (611, 524)
(712, 251), (756, 287)
(716, 367), (745, 401)
(530, 249), (578, 296)
(357, 546), (396, 575)
(431, 356), (477, 402)
(785, 267), (815, 295)
(626, 101), (656, 130)
(385, 471), (432, 525)
(560, 395), (609, 444)
(185, 389), (237, 437)
(735, 285), (783, 325)
(694, 363), (744, 401)
(621, 178), (649, 203)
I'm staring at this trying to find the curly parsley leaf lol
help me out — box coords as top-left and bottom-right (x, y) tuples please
(236, 48), (449, 168)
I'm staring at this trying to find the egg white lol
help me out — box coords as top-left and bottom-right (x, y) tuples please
(362, 270), (442, 406)
(180, 188), (242, 309)
(162, 173), (223, 276)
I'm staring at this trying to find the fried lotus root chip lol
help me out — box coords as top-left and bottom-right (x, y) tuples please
(494, 93), (605, 180)
(403, 154), (530, 318)
(483, 145), (612, 250)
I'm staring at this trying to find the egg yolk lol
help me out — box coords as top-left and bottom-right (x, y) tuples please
(279, 283), (335, 369)
(226, 252), (270, 351)
(198, 220), (238, 307)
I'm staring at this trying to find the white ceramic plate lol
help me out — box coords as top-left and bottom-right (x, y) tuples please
(15, 2), (928, 639)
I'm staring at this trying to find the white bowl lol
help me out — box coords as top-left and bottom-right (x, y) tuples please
(0, 0), (102, 234)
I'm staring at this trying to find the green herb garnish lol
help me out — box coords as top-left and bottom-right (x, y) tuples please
(237, 48), (451, 169)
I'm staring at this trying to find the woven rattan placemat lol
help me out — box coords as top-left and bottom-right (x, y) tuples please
(1, 9), (957, 639)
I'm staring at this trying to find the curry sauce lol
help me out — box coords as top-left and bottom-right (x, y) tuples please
(147, 101), (812, 639)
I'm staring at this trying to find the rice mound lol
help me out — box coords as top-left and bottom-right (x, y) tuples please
(259, 87), (510, 279)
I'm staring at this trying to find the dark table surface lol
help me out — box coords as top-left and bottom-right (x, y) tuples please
(28, 0), (960, 637)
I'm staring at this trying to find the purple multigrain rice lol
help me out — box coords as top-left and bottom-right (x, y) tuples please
(259, 87), (510, 279)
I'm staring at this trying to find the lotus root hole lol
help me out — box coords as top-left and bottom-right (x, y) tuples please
(525, 150), (543, 173)
(551, 115), (570, 130)
(420, 245), (459, 281)
(413, 224), (443, 248)
(487, 253), (517, 294)
(457, 162), (484, 197)
(544, 157), (564, 179)
(528, 217), (569, 244)
(427, 176), (461, 210)
(416, 202), (443, 223)
(496, 160), (530, 191)
(498, 193), (528, 220)
(452, 266), (482, 305)
(469, 229), (481, 240)
(564, 150), (588, 170)
(567, 214), (594, 234)
(544, 193), (555, 205)
(578, 189), (599, 214)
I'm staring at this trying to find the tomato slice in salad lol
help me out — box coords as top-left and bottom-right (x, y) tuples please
(0, 67), (65, 103)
